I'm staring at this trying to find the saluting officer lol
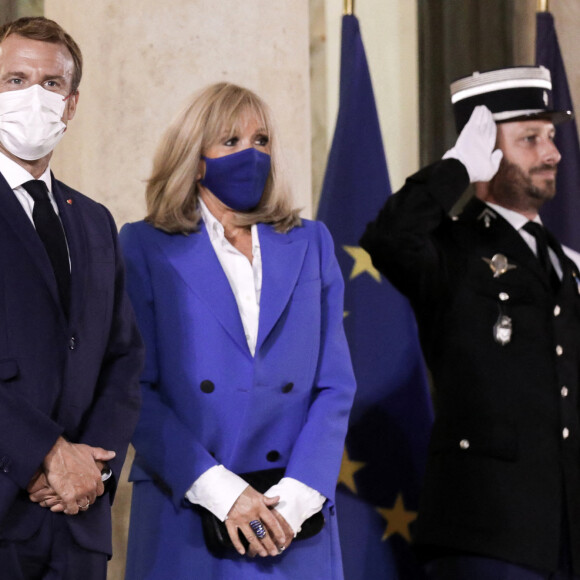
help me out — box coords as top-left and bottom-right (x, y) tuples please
(361, 66), (580, 580)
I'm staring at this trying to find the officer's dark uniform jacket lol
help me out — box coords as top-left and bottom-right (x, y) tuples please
(360, 158), (580, 574)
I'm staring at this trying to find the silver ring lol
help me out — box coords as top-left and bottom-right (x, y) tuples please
(78, 501), (90, 511)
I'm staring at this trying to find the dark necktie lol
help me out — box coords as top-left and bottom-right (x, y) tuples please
(22, 180), (71, 314)
(522, 221), (560, 291)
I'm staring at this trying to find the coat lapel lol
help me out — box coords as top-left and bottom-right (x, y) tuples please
(52, 177), (88, 324)
(157, 224), (250, 356)
(0, 172), (64, 313)
(155, 222), (308, 356)
(256, 224), (308, 351)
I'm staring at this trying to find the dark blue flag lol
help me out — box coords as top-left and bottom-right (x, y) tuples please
(536, 11), (580, 253)
(317, 14), (433, 579)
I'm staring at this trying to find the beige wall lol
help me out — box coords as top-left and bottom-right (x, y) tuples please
(45, 0), (312, 224)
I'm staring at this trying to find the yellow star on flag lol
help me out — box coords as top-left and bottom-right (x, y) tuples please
(343, 246), (382, 283)
(376, 493), (417, 543)
(337, 448), (365, 495)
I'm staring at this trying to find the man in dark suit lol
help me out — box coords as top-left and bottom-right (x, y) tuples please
(0, 16), (143, 579)
(361, 67), (580, 579)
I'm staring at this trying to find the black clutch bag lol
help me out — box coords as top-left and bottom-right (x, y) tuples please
(197, 467), (325, 557)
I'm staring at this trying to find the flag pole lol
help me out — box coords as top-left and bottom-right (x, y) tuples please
(344, 0), (354, 16)
(537, 0), (550, 11)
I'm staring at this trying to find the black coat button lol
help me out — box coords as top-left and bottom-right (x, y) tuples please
(282, 382), (294, 393)
(266, 450), (280, 462)
(69, 336), (77, 350)
(200, 380), (215, 393)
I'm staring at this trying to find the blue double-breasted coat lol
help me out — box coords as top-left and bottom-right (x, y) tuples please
(120, 218), (356, 579)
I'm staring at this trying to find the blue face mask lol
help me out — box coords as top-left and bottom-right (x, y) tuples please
(200, 148), (271, 212)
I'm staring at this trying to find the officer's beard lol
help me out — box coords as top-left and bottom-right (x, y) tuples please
(488, 157), (557, 213)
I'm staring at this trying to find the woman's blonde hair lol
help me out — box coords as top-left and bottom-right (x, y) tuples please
(145, 82), (301, 234)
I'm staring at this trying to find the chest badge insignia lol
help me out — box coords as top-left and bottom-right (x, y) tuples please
(494, 314), (513, 345)
(482, 254), (517, 278)
(477, 208), (497, 228)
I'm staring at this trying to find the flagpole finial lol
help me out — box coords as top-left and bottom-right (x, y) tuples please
(344, 0), (354, 15)
(537, 0), (550, 11)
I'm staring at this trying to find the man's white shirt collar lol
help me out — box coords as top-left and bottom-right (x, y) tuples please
(0, 150), (52, 193)
(485, 201), (541, 232)
(484, 201), (576, 275)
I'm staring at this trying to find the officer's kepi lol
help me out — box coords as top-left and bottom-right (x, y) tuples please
(450, 65), (573, 132)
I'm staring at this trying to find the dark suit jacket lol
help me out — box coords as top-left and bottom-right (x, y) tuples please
(361, 158), (580, 574)
(0, 171), (143, 556)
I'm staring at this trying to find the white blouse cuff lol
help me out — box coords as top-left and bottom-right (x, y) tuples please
(265, 477), (326, 535)
(185, 465), (249, 521)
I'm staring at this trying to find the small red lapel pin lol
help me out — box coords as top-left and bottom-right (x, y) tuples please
(66, 199), (73, 205)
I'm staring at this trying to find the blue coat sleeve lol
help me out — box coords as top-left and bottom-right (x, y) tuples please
(284, 222), (356, 503)
(120, 223), (220, 506)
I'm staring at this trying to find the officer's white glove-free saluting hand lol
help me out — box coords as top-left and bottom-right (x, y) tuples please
(442, 105), (503, 183)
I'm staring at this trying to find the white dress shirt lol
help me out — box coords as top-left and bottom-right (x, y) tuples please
(0, 151), (72, 272)
(486, 202), (567, 278)
(186, 200), (325, 535)
(0, 151), (59, 223)
(198, 198), (262, 355)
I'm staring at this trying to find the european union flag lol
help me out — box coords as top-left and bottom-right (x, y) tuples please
(317, 14), (433, 579)
(536, 11), (580, 253)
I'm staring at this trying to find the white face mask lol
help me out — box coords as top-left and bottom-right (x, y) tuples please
(0, 85), (68, 161)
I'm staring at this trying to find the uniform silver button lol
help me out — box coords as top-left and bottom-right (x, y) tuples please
(556, 345), (563, 356)
(459, 439), (470, 450)
(561, 386), (569, 398)
(499, 292), (509, 301)
(563, 428), (570, 439)
(554, 305), (561, 316)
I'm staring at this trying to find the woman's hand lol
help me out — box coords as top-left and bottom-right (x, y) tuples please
(271, 508), (294, 554)
(224, 486), (288, 557)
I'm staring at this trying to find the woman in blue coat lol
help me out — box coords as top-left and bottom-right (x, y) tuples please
(120, 83), (356, 579)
